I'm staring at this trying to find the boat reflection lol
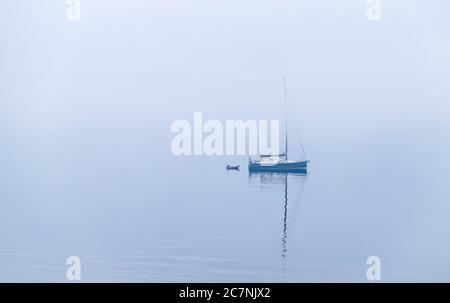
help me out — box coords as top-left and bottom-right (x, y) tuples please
(249, 171), (307, 271)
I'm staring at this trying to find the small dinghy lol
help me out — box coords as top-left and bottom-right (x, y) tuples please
(226, 165), (240, 170)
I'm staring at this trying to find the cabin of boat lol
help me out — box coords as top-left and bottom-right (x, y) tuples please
(248, 156), (309, 173)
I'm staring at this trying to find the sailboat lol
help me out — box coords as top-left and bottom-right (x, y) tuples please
(248, 78), (309, 173)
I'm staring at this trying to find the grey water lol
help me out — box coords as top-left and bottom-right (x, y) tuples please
(1, 1), (450, 282)
(1, 76), (450, 282)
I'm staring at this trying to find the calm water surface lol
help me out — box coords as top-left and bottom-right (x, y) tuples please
(1, 76), (450, 282)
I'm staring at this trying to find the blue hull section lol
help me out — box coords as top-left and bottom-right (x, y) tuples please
(248, 161), (309, 173)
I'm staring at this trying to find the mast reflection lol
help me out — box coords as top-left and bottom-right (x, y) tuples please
(249, 171), (307, 271)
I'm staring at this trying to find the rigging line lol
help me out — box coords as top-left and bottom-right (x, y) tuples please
(296, 128), (308, 160)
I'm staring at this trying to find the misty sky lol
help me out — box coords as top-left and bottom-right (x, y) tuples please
(1, 0), (449, 156)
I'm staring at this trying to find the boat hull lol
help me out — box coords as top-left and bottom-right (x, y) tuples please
(248, 160), (309, 173)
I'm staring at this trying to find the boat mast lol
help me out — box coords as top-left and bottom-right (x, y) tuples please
(283, 77), (288, 160)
